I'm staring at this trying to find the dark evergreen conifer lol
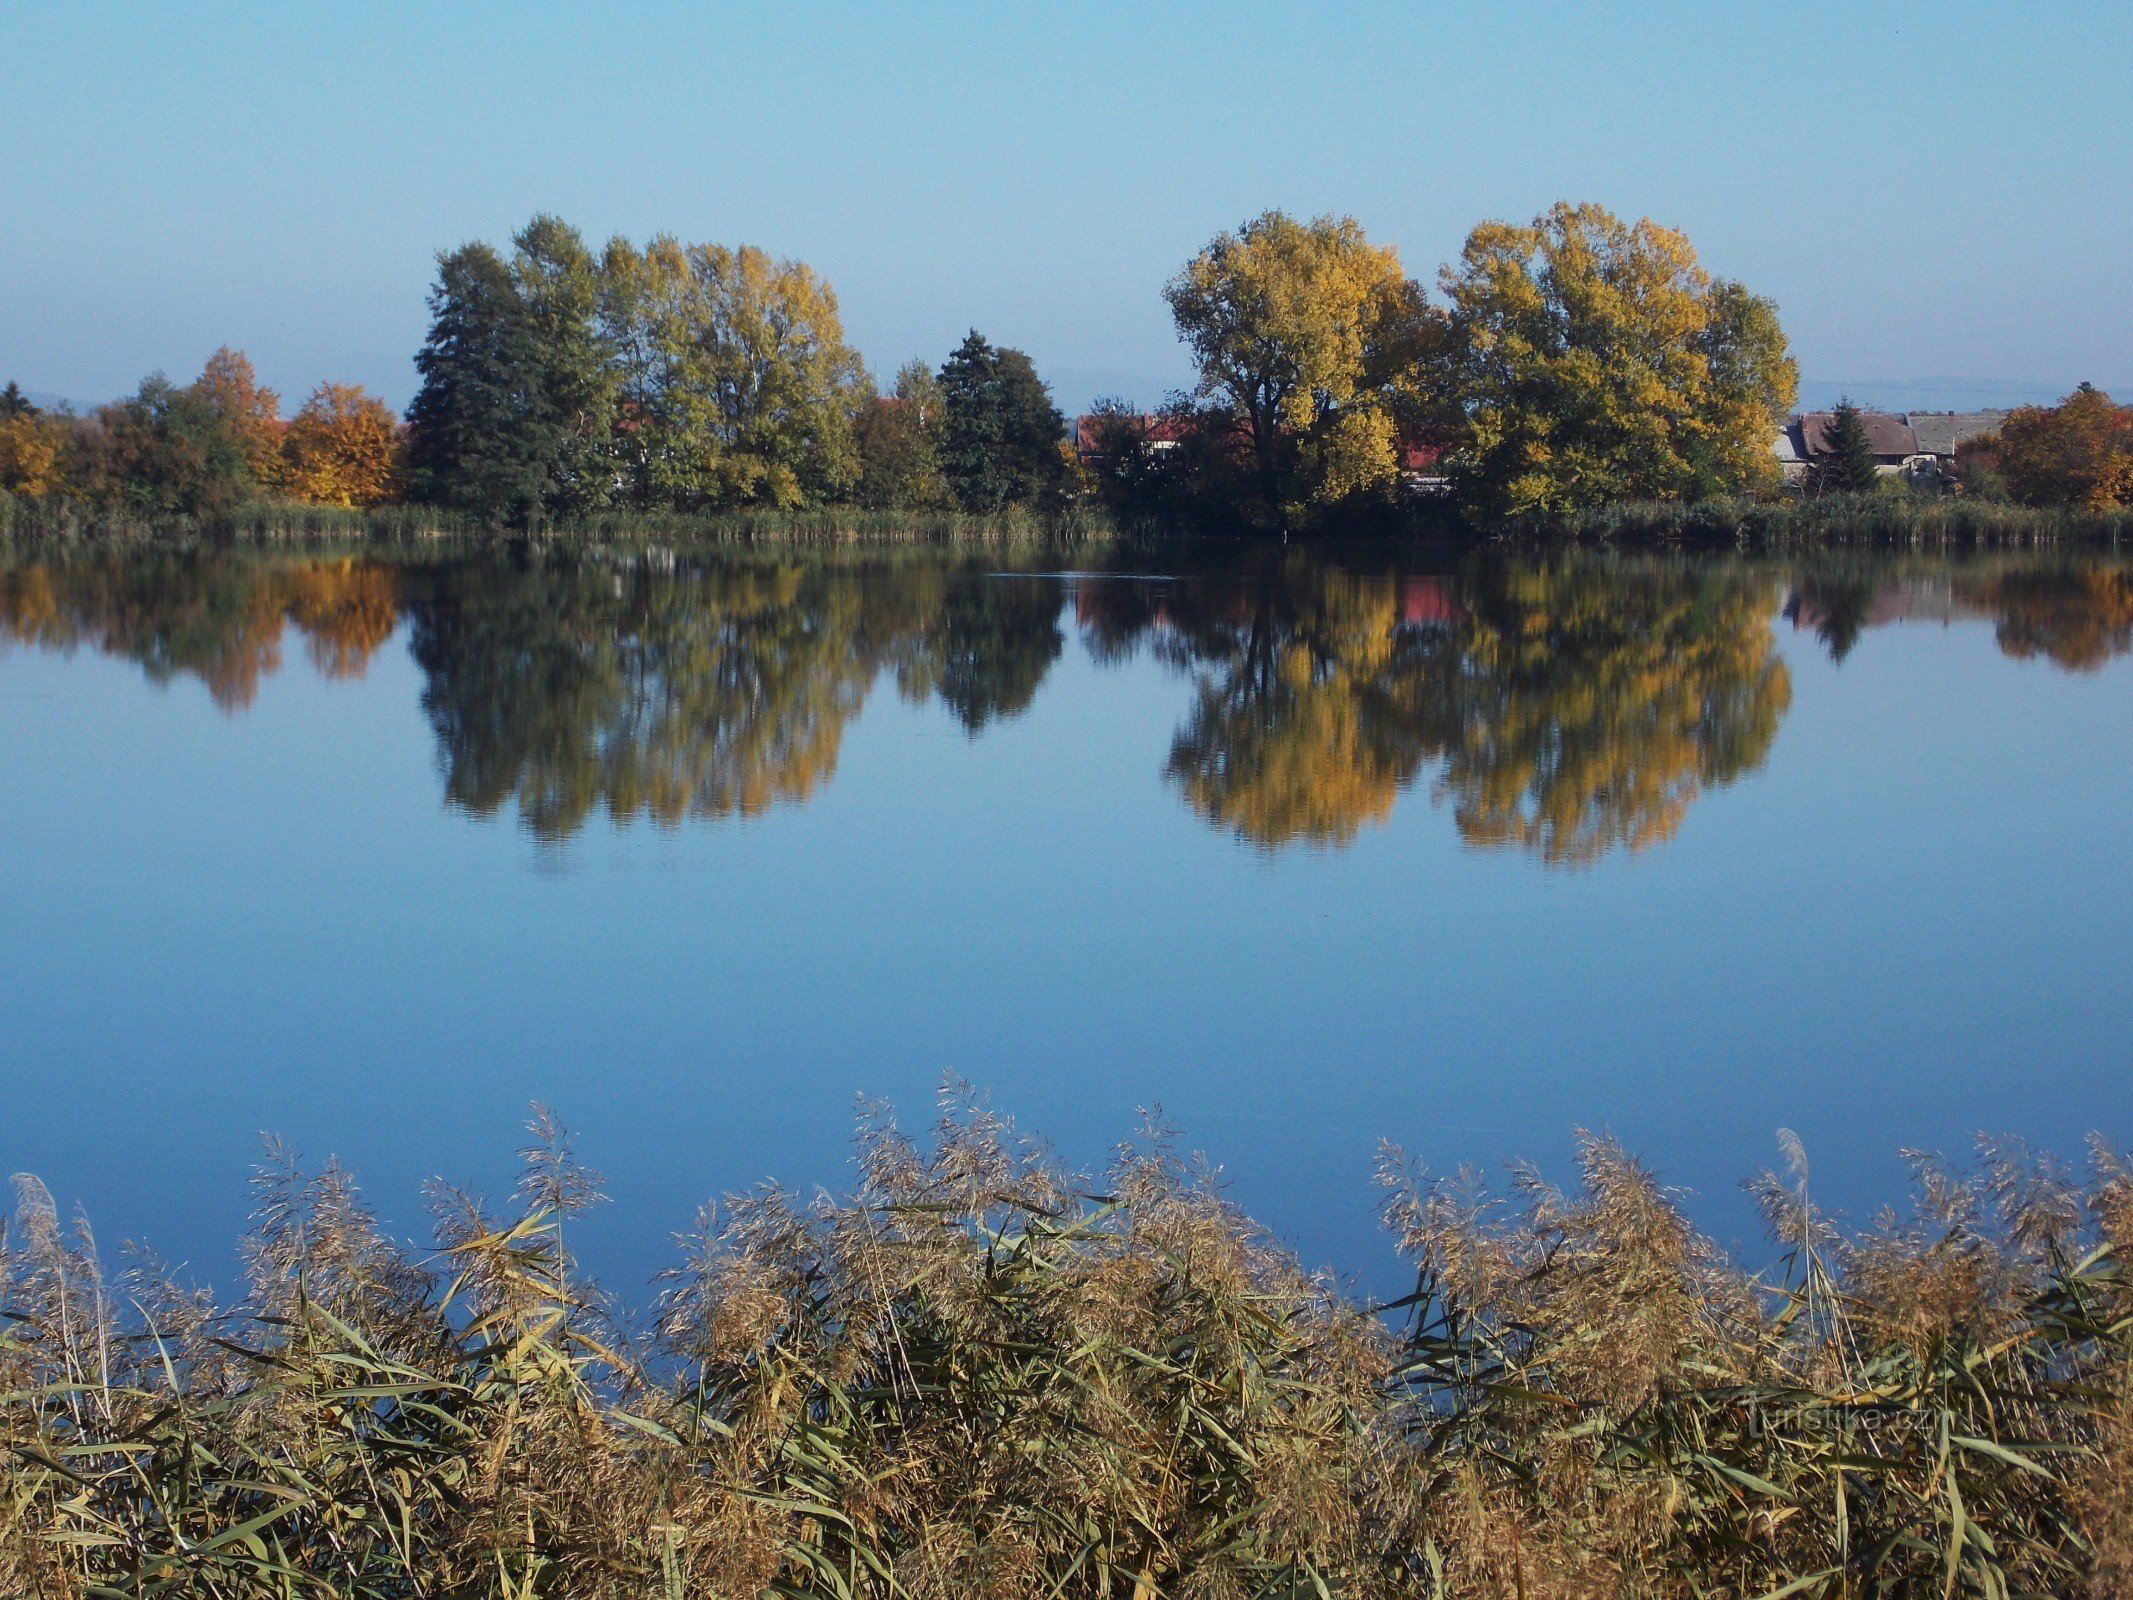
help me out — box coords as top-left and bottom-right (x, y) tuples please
(405, 243), (553, 525)
(937, 331), (1066, 512)
(1818, 400), (1881, 495)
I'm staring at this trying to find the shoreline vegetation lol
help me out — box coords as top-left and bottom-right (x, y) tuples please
(6, 1094), (2133, 1596)
(7, 202), (2131, 551)
(4, 487), (2126, 553)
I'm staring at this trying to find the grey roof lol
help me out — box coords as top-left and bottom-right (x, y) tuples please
(1796, 411), (1919, 459)
(1773, 423), (1805, 462)
(1903, 411), (2008, 456)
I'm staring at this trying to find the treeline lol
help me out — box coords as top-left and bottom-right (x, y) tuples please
(0, 363), (399, 518)
(0, 216), (1081, 535)
(7, 1096), (2133, 1596)
(5, 200), (2126, 539)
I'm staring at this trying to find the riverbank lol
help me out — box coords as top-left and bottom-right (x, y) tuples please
(5, 1100), (2128, 1597)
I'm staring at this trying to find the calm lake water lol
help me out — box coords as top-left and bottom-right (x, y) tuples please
(3, 541), (2130, 1298)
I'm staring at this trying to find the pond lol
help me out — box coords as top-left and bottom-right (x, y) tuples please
(2, 541), (2130, 1298)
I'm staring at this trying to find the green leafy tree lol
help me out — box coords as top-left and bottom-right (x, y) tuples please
(1816, 401), (1881, 495)
(854, 361), (951, 511)
(937, 332), (1067, 512)
(87, 372), (257, 519)
(1429, 201), (1797, 516)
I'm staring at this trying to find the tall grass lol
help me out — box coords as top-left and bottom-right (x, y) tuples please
(0, 491), (1115, 548)
(5, 1093), (2131, 1596)
(1520, 494), (2132, 550)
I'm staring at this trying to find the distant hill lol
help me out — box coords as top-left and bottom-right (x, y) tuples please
(1797, 376), (2127, 412)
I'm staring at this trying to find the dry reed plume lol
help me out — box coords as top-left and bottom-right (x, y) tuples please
(5, 1089), (2131, 1597)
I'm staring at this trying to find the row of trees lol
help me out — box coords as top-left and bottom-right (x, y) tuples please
(17, 200), (2123, 531)
(0, 363), (400, 516)
(402, 217), (1070, 525)
(1089, 201), (1799, 528)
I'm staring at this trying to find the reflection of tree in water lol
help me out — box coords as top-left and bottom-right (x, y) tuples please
(1088, 554), (1791, 862)
(1779, 559), (2133, 673)
(407, 555), (1063, 839)
(892, 576), (1064, 733)
(1159, 562), (1423, 847)
(0, 552), (400, 710)
(1987, 567), (2133, 671)
(410, 558), (877, 838)
(1432, 562), (1791, 863)
(1782, 574), (1878, 663)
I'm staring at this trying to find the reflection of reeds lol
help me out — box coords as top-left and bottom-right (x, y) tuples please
(7, 1094), (2132, 1597)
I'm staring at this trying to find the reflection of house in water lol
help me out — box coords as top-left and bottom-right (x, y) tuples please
(1782, 578), (1989, 635)
(1399, 575), (1460, 626)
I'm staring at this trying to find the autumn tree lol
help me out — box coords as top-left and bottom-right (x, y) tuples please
(1998, 385), (2133, 510)
(0, 385), (70, 497)
(1166, 211), (1429, 520)
(936, 332), (1068, 513)
(279, 383), (403, 506)
(1428, 201), (1796, 516)
(598, 235), (864, 509)
(192, 347), (284, 486)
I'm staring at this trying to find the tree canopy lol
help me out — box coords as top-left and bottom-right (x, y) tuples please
(937, 332), (1068, 513)
(1998, 385), (2133, 510)
(1165, 211), (1430, 521)
(1427, 201), (1797, 516)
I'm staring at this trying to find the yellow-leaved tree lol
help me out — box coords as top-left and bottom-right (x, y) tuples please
(0, 388), (70, 497)
(279, 383), (403, 506)
(1430, 202), (1796, 517)
(1166, 211), (1434, 523)
(598, 235), (865, 510)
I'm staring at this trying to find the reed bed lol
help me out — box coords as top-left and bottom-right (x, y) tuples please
(1521, 495), (2132, 550)
(0, 492), (1114, 549)
(5, 1092), (2131, 1597)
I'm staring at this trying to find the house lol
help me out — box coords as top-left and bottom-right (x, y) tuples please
(1773, 425), (1809, 485)
(1074, 412), (1196, 464)
(1902, 410), (2007, 464)
(1779, 411), (1928, 479)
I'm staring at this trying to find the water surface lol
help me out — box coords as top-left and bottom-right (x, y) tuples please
(3, 542), (2129, 1296)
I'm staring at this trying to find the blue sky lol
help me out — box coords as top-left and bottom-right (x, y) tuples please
(3, 2), (2128, 415)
